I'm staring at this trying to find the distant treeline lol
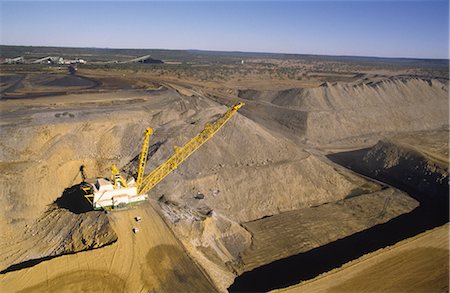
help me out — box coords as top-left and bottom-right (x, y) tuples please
(1, 45), (448, 69)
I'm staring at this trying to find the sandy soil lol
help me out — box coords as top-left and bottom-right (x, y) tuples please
(236, 188), (418, 274)
(0, 206), (117, 273)
(0, 61), (448, 292)
(276, 223), (449, 293)
(0, 201), (216, 292)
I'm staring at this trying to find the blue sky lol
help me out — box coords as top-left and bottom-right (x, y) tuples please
(1, 1), (448, 58)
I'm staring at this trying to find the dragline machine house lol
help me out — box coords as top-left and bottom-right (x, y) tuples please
(83, 102), (244, 210)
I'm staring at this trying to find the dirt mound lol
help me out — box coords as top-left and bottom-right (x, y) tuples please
(0, 202), (217, 293)
(42, 75), (97, 87)
(237, 89), (259, 100)
(329, 131), (449, 203)
(238, 89), (306, 103)
(144, 101), (428, 289)
(148, 107), (377, 223)
(236, 79), (448, 145)
(306, 79), (448, 144)
(270, 88), (308, 108)
(158, 200), (252, 290)
(0, 205), (116, 273)
(238, 88), (308, 106)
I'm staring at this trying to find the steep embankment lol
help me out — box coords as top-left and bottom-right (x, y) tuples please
(235, 188), (418, 274)
(329, 130), (449, 206)
(276, 223), (449, 293)
(238, 78), (448, 145)
(0, 206), (117, 273)
(229, 130), (448, 292)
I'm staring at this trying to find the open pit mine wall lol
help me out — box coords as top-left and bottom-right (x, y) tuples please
(362, 140), (449, 201)
(239, 79), (448, 144)
(329, 138), (449, 205)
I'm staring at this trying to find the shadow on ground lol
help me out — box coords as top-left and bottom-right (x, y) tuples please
(55, 183), (93, 214)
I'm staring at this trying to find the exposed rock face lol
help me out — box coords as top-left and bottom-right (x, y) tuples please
(0, 206), (117, 272)
(158, 199), (252, 292)
(329, 130), (449, 201)
(363, 139), (449, 196)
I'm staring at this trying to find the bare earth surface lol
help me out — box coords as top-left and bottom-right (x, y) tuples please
(237, 188), (418, 274)
(0, 201), (217, 293)
(276, 223), (449, 293)
(0, 52), (448, 292)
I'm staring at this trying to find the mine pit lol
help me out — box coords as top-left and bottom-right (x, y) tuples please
(0, 48), (448, 293)
(230, 136), (448, 292)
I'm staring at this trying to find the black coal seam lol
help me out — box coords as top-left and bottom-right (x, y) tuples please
(0, 75), (101, 100)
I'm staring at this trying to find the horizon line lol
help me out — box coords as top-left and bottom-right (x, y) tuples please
(1, 43), (448, 61)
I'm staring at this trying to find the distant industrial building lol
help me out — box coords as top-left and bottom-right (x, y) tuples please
(32, 56), (65, 64)
(3, 56), (25, 64)
(64, 58), (86, 65)
(127, 55), (164, 64)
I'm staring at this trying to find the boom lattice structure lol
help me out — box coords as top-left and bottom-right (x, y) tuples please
(84, 101), (244, 210)
(137, 102), (244, 195)
(136, 127), (153, 189)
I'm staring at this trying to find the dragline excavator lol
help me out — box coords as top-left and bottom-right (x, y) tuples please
(82, 102), (244, 211)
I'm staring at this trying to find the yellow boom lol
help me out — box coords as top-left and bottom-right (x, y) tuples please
(136, 127), (153, 189)
(138, 102), (244, 195)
